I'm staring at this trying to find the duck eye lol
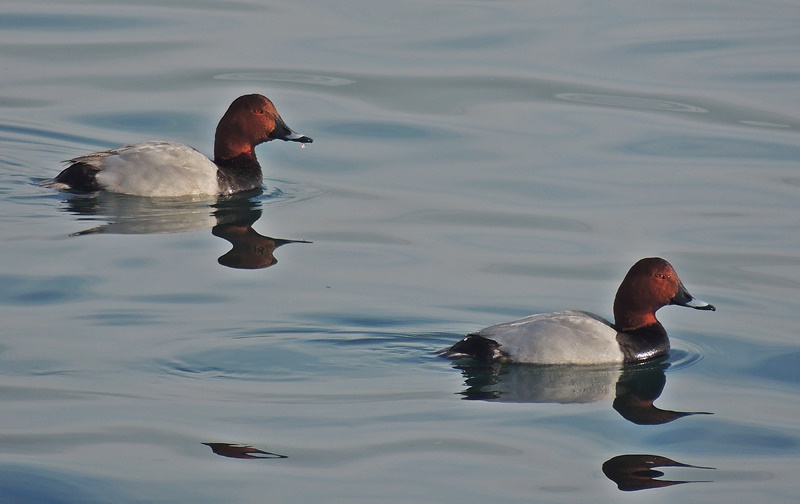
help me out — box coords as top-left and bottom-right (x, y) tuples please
(254, 108), (263, 114)
(655, 273), (665, 279)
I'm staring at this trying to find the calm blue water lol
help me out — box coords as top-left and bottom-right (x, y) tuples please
(2, 0), (800, 502)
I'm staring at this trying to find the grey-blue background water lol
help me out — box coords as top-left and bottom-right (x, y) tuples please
(2, 0), (799, 502)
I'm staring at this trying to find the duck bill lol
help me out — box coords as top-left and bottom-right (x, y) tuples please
(269, 117), (313, 143)
(280, 129), (313, 143)
(670, 281), (716, 311)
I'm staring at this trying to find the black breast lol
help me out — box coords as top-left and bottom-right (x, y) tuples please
(215, 155), (263, 195)
(615, 323), (670, 362)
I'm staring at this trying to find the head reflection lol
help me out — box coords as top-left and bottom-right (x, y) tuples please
(603, 454), (714, 491)
(212, 195), (312, 270)
(203, 443), (287, 460)
(212, 219), (309, 270)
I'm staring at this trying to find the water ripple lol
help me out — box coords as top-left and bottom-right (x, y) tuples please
(0, 274), (98, 306)
(555, 93), (708, 113)
(0, 12), (163, 32)
(214, 72), (356, 87)
(667, 339), (706, 371)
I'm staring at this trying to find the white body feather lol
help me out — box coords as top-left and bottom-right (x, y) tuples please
(67, 141), (220, 197)
(475, 310), (625, 364)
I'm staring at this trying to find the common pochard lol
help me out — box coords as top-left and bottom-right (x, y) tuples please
(442, 257), (715, 365)
(42, 94), (312, 197)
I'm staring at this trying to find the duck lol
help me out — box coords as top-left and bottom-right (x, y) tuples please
(41, 94), (312, 197)
(442, 257), (715, 365)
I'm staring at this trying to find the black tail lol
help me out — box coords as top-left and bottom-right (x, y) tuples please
(439, 334), (501, 362)
(45, 162), (102, 192)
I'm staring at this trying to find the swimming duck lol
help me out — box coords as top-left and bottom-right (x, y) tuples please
(442, 257), (715, 365)
(42, 94), (312, 197)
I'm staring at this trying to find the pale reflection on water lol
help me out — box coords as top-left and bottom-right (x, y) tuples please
(55, 191), (310, 269)
(455, 358), (711, 425)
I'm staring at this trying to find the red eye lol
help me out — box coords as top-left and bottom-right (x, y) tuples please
(254, 108), (263, 114)
(655, 273), (665, 279)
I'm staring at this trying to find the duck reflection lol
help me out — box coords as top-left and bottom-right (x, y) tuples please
(602, 454), (714, 491)
(202, 442), (287, 459)
(58, 190), (309, 270)
(212, 198), (309, 269)
(455, 359), (710, 425)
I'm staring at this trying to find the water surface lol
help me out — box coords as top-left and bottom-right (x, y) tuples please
(1, 0), (800, 502)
